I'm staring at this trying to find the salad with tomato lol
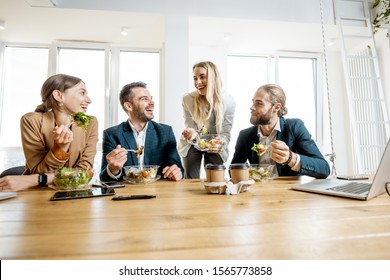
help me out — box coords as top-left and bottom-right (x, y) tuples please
(251, 143), (268, 156)
(124, 165), (159, 184)
(196, 134), (226, 153)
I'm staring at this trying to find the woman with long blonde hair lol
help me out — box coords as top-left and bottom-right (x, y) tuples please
(179, 61), (236, 179)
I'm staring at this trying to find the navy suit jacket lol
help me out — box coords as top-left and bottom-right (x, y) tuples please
(231, 117), (330, 179)
(100, 120), (184, 181)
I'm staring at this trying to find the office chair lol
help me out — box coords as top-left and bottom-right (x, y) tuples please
(0, 166), (25, 178)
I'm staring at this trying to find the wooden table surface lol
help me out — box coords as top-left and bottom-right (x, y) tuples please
(1, 176), (390, 260)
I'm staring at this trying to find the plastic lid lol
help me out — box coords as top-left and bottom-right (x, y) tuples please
(205, 164), (226, 170)
(229, 163), (249, 169)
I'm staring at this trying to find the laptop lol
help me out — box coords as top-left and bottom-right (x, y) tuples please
(291, 139), (390, 200)
(0, 192), (17, 201)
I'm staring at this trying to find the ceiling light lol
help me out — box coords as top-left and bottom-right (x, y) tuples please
(0, 20), (5, 30)
(121, 27), (129, 36)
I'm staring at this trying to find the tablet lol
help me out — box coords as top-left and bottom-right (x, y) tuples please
(0, 192), (17, 201)
(50, 187), (115, 201)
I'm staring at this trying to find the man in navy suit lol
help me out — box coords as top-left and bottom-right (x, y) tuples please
(231, 84), (330, 179)
(100, 82), (184, 181)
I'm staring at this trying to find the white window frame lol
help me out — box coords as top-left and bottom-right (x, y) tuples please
(50, 41), (111, 130)
(274, 51), (324, 149)
(0, 42), (162, 153)
(111, 47), (163, 125)
(0, 42), (50, 149)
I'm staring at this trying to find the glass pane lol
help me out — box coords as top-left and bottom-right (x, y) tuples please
(58, 48), (106, 144)
(118, 51), (160, 123)
(278, 57), (317, 140)
(226, 56), (269, 163)
(0, 47), (49, 147)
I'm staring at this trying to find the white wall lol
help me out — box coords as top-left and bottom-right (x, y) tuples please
(324, 52), (352, 175)
(162, 14), (189, 139)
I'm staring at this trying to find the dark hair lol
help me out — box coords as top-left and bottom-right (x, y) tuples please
(119, 81), (147, 112)
(35, 74), (83, 113)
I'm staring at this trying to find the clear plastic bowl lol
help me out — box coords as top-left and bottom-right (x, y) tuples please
(249, 164), (275, 182)
(123, 165), (159, 184)
(53, 167), (94, 190)
(194, 134), (227, 153)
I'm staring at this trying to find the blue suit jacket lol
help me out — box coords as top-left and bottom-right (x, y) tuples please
(100, 120), (184, 181)
(231, 117), (330, 179)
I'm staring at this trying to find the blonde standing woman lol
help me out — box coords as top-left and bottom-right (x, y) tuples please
(179, 61), (236, 179)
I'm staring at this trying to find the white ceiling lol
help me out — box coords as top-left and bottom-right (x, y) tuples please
(0, 0), (165, 47)
(0, 0), (341, 53)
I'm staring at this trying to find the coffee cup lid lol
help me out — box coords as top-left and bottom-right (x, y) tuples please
(229, 163), (249, 169)
(205, 164), (226, 170)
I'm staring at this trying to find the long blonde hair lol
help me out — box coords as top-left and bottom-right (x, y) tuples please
(192, 61), (223, 131)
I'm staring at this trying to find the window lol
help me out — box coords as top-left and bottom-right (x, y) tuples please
(0, 43), (161, 172)
(226, 55), (269, 148)
(277, 56), (317, 140)
(57, 46), (107, 143)
(55, 46), (160, 171)
(0, 46), (49, 148)
(226, 53), (320, 163)
(55, 46), (161, 140)
(118, 50), (160, 123)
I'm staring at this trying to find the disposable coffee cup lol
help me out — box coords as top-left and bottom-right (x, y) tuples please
(229, 163), (249, 183)
(205, 164), (226, 182)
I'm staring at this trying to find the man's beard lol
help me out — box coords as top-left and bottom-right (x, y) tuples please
(134, 107), (154, 122)
(250, 107), (272, 125)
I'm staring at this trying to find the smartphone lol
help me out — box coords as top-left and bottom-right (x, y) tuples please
(336, 175), (369, 180)
(92, 181), (125, 188)
(50, 187), (116, 201)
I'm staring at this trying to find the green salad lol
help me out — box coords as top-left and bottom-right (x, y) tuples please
(70, 112), (92, 131)
(54, 167), (94, 189)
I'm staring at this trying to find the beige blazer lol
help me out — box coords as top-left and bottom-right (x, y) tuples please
(20, 111), (98, 174)
(178, 91), (236, 162)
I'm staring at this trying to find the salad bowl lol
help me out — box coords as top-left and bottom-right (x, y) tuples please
(53, 167), (94, 190)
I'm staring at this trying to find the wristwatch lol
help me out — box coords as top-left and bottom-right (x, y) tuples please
(38, 173), (47, 186)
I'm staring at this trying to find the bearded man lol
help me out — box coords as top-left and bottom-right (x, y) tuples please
(231, 84), (330, 179)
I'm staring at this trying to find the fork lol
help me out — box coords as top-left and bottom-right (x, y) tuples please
(126, 149), (143, 157)
(66, 121), (76, 128)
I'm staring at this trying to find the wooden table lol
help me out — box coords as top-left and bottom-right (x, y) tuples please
(1, 177), (390, 260)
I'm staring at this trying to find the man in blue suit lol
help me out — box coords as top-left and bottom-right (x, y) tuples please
(231, 84), (330, 179)
(100, 82), (184, 181)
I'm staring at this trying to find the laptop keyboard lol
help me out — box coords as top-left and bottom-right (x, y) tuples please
(326, 182), (371, 194)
